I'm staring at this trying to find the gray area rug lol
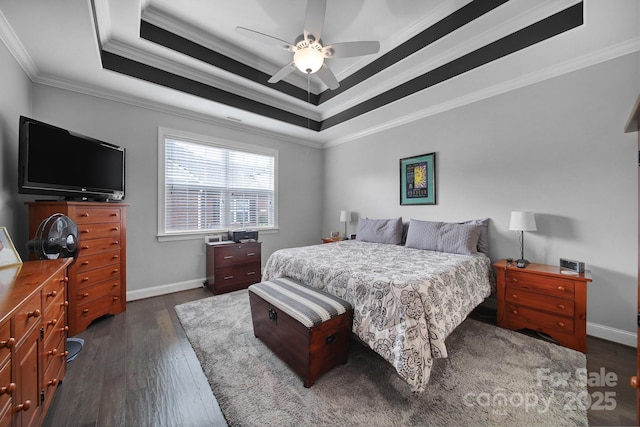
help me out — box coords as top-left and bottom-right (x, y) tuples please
(175, 290), (588, 426)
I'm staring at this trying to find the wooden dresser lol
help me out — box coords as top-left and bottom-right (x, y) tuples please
(0, 259), (71, 427)
(205, 242), (261, 295)
(27, 201), (127, 336)
(494, 259), (592, 353)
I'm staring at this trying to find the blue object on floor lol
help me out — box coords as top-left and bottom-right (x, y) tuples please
(66, 337), (84, 362)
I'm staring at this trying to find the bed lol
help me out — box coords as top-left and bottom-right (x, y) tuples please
(262, 217), (494, 393)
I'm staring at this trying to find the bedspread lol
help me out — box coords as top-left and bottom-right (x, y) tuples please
(262, 240), (493, 392)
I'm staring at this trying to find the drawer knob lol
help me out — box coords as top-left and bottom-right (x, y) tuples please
(557, 286), (566, 291)
(113, 296), (119, 301)
(63, 301), (69, 307)
(47, 379), (59, 387)
(112, 283), (119, 288)
(631, 376), (640, 389)
(246, 253), (256, 256)
(512, 310), (519, 315)
(83, 293), (89, 298)
(58, 351), (69, 359)
(112, 255), (119, 260)
(0, 383), (15, 395)
(247, 272), (256, 276)
(57, 326), (69, 333)
(15, 400), (31, 412)
(111, 227), (119, 231)
(27, 309), (41, 319)
(224, 276), (234, 280)
(46, 290), (57, 298)
(47, 319), (57, 326)
(223, 256), (234, 260)
(82, 309), (89, 314)
(80, 213), (90, 217)
(81, 229), (90, 234)
(82, 277), (90, 282)
(112, 269), (119, 274)
(110, 213), (118, 217)
(82, 261), (90, 266)
(512, 278), (518, 282)
(0, 338), (15, 349)
(111, 241), (120, 245)
(511, 294), (518, 299)
(81, 245), (90, 250)
(558, 304), (565, 310)
(47, 348), (58, 356)
(557, 321), (565, 328)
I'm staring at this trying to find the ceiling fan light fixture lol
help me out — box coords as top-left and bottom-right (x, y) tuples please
(294, 47), (324, 74)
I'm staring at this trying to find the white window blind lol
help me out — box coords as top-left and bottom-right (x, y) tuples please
(162, 135), (276, 235)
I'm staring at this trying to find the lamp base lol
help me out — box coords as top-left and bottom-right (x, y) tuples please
(515, 258), (530, 268)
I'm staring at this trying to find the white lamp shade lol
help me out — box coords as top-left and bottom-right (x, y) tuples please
(509, 211), (537, 231)
(339, 210), (351, 222)
(294, 47), (324, 74)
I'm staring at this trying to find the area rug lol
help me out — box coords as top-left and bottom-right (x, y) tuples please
(175, 290), (588, 426)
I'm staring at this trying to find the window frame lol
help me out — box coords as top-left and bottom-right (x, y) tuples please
(157, 127), (279, 242)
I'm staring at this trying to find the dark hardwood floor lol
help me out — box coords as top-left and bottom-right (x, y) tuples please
(42, 289), (636, 426)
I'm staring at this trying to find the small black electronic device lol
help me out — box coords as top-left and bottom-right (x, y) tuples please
(559, 258), (585, 273)
(228, 230), (258, 243)
(517, 260), (526, 268)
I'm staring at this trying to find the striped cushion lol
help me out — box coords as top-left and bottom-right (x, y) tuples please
(248, 278), (353, 328)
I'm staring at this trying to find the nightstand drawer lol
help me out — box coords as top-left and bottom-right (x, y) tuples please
(506, 273), (575, 298)
(213, 244), (261, 268)
(505, 303), (575, 334)
(505, 288), (574, 317)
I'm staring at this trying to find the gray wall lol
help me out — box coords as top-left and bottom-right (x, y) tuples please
(16, 84), (324, 297)
(322, 53), (640, 343)
(0, 38), (31, 244)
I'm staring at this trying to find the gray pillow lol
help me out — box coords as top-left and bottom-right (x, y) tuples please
(405, 219), (481, 255)
(356, 217), (403, 245)
(461, 218), (489, 255)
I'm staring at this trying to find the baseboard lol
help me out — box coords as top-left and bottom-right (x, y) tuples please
(587, 321), (637, 348)
(126, 278), (205, 301)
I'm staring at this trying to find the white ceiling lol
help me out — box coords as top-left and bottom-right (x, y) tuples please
(0, 0), (638, 147)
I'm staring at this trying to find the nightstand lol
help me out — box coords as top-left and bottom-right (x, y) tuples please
(493, 259), (592, 353)
(321, 238), (341, 244)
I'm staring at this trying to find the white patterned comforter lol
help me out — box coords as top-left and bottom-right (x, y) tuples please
(262, 240), (493, 392)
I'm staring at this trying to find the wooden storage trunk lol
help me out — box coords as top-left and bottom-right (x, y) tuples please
(248, 278), (353, 387)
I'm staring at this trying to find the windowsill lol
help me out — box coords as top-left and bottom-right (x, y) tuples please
(157, 228), (279, 243)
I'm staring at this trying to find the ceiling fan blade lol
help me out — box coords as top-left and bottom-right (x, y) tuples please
(322, 41), (381, 58)
(268, 62), (297, 84)
(303, 0), (326, 43)
(235, 27), (294, 51)
(315, 64), (339, 90)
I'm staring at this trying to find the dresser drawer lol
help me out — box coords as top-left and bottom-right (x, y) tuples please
(78, 222), (121, 239)
(213, 244), (261, 268)
(14, 292), (42, 342)
(78, 237), (122, 256)
(505, 287), (574, 317)
(75, 292), (123, 332)
(76, 250), (121, 274)
(0, 358), (11, 427)
(0, 322), (12, 366)
(74, 279), (121, 303)
(69, 207), (122, 224)
(43, 291), (66, 346)
(76, 264), (121, 290)
(215, 263), (261, 284)
(505, 303), (575, 335)
(42, 273), (66, 312)
(505, 273), (575, 298)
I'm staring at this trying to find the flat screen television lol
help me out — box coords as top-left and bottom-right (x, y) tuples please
(18, 116), (125, 201)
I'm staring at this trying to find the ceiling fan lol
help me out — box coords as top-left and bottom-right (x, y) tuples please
(236, 0), (380, 90)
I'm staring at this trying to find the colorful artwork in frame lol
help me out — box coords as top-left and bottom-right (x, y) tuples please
(400, 152), (436, 205)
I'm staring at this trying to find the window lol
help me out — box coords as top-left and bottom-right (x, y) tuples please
(158, 128), (277, 240)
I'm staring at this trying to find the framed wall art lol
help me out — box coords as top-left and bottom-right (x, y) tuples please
(0, 227), (22, 269)
(400, 152), (436, 205)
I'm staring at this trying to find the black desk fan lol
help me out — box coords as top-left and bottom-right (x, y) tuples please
(26, 213), (84, 362)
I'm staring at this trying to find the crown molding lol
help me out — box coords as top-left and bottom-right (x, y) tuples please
(31, 71), (323, 149)
(141, 4), (322, 94)
(325, 37), (640, 148)
(102, 37), (323, 122)
(0, 8), (39, 78)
